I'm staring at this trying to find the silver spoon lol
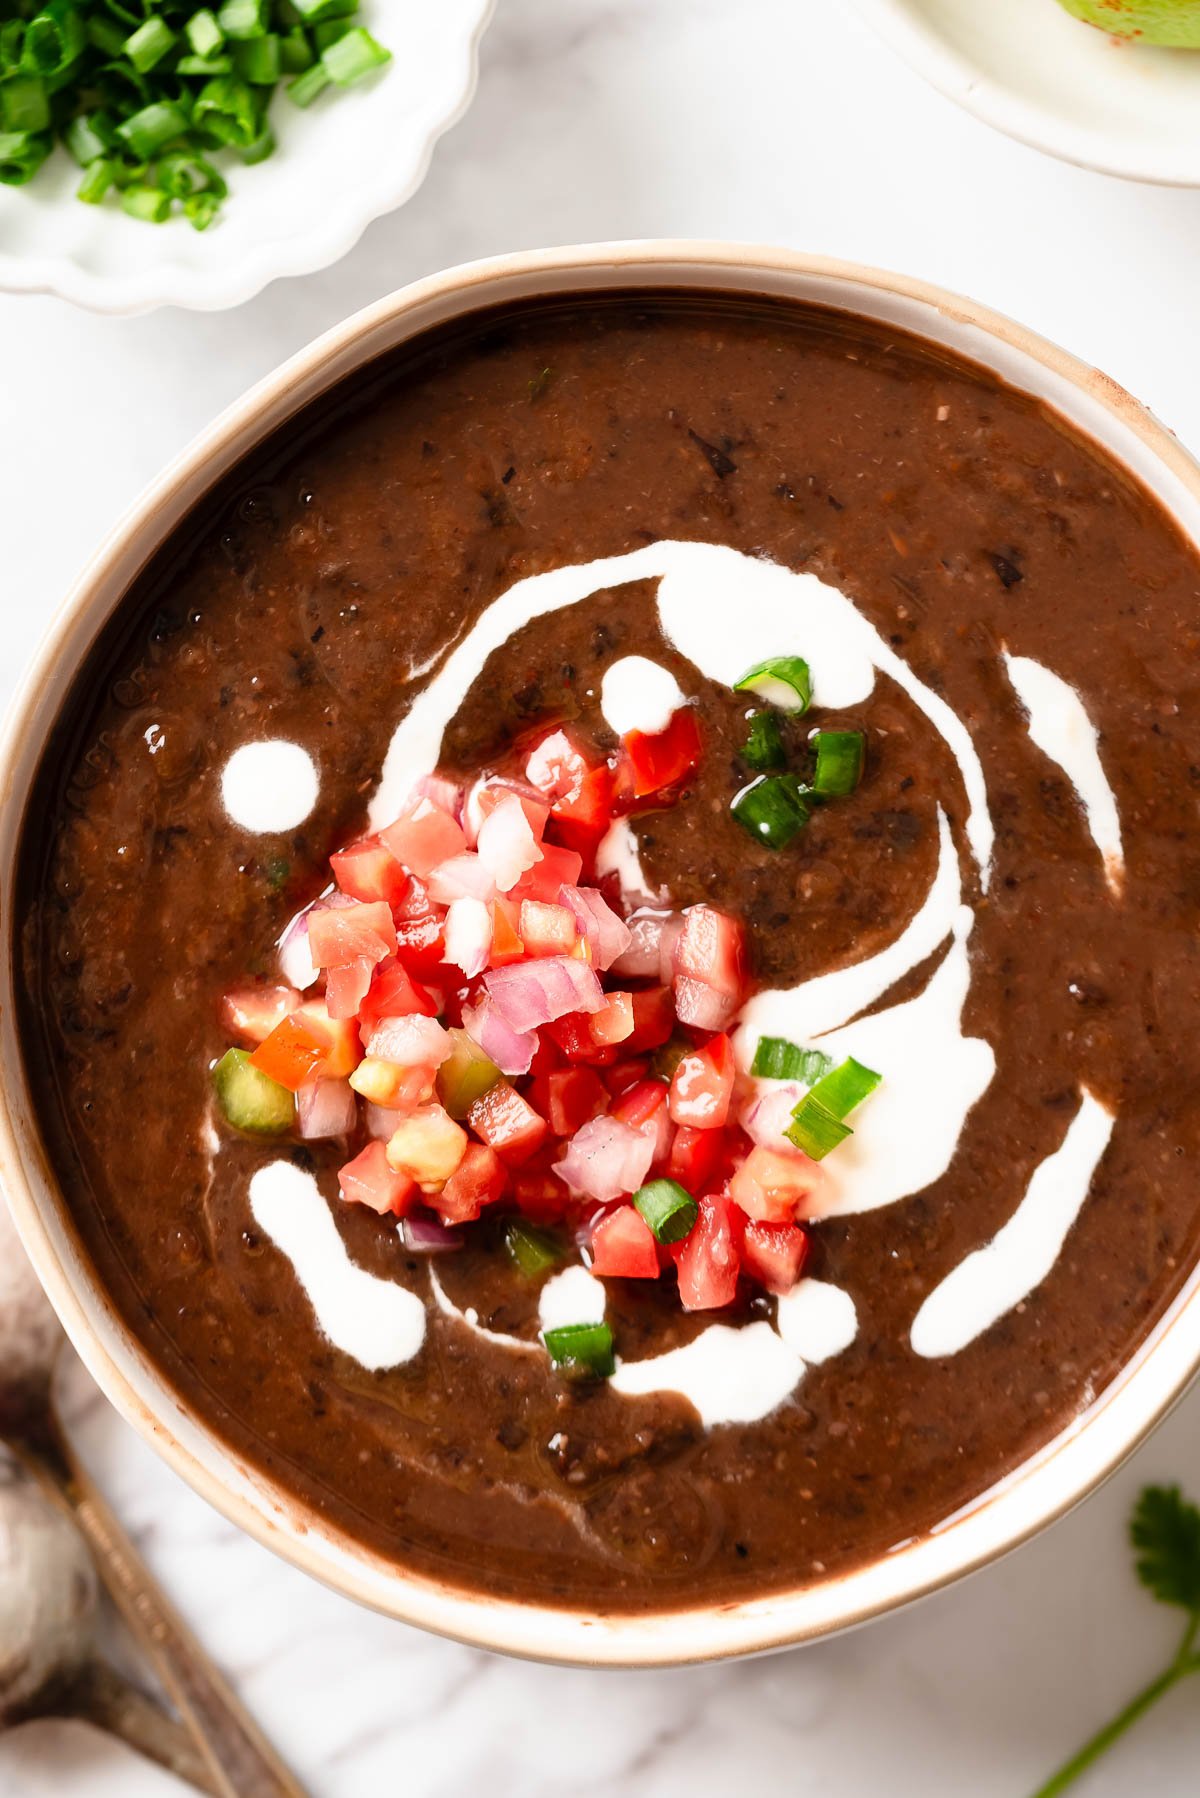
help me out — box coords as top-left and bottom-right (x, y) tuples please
(0, 1197), (307, 1798)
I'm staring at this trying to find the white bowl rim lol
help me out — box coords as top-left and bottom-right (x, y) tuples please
(849, 0), (1200, 188)
(4, 239), (1200, 1668)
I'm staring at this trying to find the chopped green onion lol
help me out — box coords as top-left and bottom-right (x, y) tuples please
(0, 127), (51, 182)
(633, 1178), (698, 1245)
(320, 23), (387, 83)
(157, 149), (225, 196)
(286, 56), (327, 103)
(176, 51), (232, 71)
(750, 1037), (833, 1085)
(120, 180), (170, 219)
(185, 8), (225, 55)
(278, 25), (313, 68)
(183, 187), (220, 227)
(784, 1097), (852, 1161)
(731, 774), (812, 850)
(311, 16), (350, 49)
(76, 152), (116, 199)
(116, 98), (186, 156)
(542, 1321), (615, 1379)
(505, 1220), (564, 1278)
(812, 730), (866, 798)
(231, 32), (279, 81)
(212, 1047), (293, 1135)
(192, 73), (260, 144)
(216, 0), (268, 38)
(435, 1028), (501, 1119)
(2, 74), (51, 133)
(289, 0), (357, 24)
(734, 655), (812, 714)
(64, 107), (113, 162)
(808, 1056), (881, 1120)
(85, 15), (126, 54)
(0, 21), (25, 66)
(123, 16), (175, 71)
(742, 709), (786, 772)
(648, 1039), (689, 1082)
(22, 1), (87, 77)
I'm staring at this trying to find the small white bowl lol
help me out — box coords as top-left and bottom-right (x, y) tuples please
(851, 0), (1200, 186)
(0, 0), (493, 314)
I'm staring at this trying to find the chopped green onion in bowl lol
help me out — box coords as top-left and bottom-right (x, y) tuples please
(731, 773), (813, 850)
(741, 709), (786, 772)
(542, 1321), (615, 1380)
(633, 1177), (698, 1245)
(749, 1036), (833, 1084)
(785, 1056), (882, 1161)
(734, 655), (812, 714)
(812, 729), (866, 797)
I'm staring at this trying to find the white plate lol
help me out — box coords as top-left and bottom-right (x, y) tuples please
(851, 0), (1200, 186)
(0, 0), (494, 313)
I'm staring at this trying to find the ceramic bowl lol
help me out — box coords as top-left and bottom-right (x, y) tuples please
(4, 242), (1200, 1666)
(0, 0), (493, 313)
(851, 0), (1200, 187)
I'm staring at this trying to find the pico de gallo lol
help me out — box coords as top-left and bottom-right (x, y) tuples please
(211, 670), (879, 1376)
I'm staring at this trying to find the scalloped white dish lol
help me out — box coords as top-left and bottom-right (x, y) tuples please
(0, 0), (493, 314)
(851, 0), (1200, 186)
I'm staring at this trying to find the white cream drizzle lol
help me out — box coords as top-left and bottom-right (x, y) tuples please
(910, 1091), (1116, 1359)
(610, 1323), (802, 1429)
(221, 740), (318, 833)
(595, 816), (664, 904)
(538, 1265), (607, 1331)
(599, 655), (685, 738)
(1004, 652), (1124, 892)
(249, 1163), (425, 1371)
(775, 1278), (859, 1362)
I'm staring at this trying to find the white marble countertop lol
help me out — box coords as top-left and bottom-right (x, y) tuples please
(4, 2), (1200, 1792)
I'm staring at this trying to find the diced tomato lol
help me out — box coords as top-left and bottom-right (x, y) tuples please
(330, 835), (411, 908)
(669, 1033), (735, 1130)
(675, 1194), (743, 1311)
(220, 984), (300, 1045)
(728, 1145), (821, 1223)
(673, 905), (744, 1000)
(248, 1014), (331, 1092)
(473, 779), (549, 842)
(518, 900), (577, 958)
(489, 896), (525, 967)
(307, 900), (397, 970)
(466, 1081), (549, 1166)
(611, 1077), (670, 1131)
(589, 991), (634, 1047)
(603, 1057), (649, 1098)
(294, 997), (362, 1078)
(625, 985), (675, 1053)
(741, 1221), (809, 1294)
(349, 1057), (436, 1112)
(527, 1031), (562, 1078)
(511, 841), (584, 905)
(531, 1066), (607, 1137)
(338, 1140), (416, 1217)
(357, 957), (438, 1036)
(551, 764), (616, 852)
(385, 1103), (467, 1188)
(380, 798), (466, 877)
(512, 1167), (571, 1223)
(435, 1142), (508, 1224)
(622, 707), (702, 800)
(590, 1206), (660, 1279)
(667, 1123), (727, 1192)
(393, 911), (447, 976)
(545, 1011), (617, 1065)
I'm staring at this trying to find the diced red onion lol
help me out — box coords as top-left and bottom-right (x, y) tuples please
(365, 1102), (396, 1141)
(463, 775), (549, 846)
(483, 955), (604, 1033)
(442, 896), (493, 978)
(674, 974), (737, 1031)
(476, 794), (541, 893)
(740, 1083), (805, 1149)
(462, 997), (537, 1076)
(401, 1213), (465, 1253)
(366, 1014), (451, 1067)
(609, 907), (677, 980)
(276, 908), (320, 990)
(524, 729), (578, 801)
(555, 1116), (656, 1204)
(658, 913), (685, 984)
(408, 773), (464, 820)
(296, 1077), (357, 1140)
(559, 885), (633, 972)
(426, 852), (497, 905)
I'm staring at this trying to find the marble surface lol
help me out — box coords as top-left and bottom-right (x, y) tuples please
(4, 1), (1200, 1792)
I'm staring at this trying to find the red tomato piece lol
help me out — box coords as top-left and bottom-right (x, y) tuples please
(622, 707), (702, 800)
(307, 900), (397, 970)
(590, 1206), (660, 1279)
(669, 1033), (735, 1130)
(357, 958), (438, 1036)
(533, 1066), (607, 1137)
(466, 1081), (549, 1166)
(393, 912), (447, 977)
(512, 1167), (571, 1223)
(675, 1194), (743, 1311)
(380, 798), (466, 877)
(741, 1221), (809, 1294)
(338, 1140), (417, 1217)
(551, 763), (616, 851)
(474, 780), (549, 842)
(728, 1146), (820, 1224)
(518, 899), (577, 958)
(249, 1014), (333, 1093)
(589, 991), (634, 1047)
(330, 835), (411, 908)
(511, 842), (584, 905)
(220, 984), (301, 1045)
(625, 985), (675, 1052)
(545, 1012), (618, 1065)
(435, 1142), (508, 1224)
(667, 1123), (727, 1192)
(603, 1057), (650, 1098)
(611, 1077), (670, 1130)
(673, 904), (744, 1000)
(489, 896), (525, 967)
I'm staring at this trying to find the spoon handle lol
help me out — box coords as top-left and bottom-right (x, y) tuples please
(23, 1411), (308, 1798)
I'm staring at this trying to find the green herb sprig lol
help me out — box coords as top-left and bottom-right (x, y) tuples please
(1032, 1484), (1200, 1796)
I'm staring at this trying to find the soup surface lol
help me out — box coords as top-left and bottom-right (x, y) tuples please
(19, 293), (1200, 1611)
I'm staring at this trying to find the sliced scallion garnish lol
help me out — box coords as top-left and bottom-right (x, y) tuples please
(543, 1321), (615, 1379)
(633, 1178), (698, 1245)
(505, 1220), (564, 1278)
(812, 729), (866, 798)
(808, 1055), (881, 1119)
(750, 1037), (833, 1085)
(742, 709), (786, 772)
(731, 774), (812, 850)
(734, 655), (812, 714)
(785, 1056), (881, 1160)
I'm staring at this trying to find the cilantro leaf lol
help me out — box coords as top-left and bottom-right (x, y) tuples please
(1130, 1484), (1200, 1613)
